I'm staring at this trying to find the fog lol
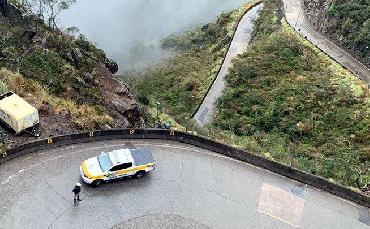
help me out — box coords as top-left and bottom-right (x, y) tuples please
(59, 0), (249, 72)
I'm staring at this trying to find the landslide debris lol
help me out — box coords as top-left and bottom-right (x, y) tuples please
(0, 2), (143, 146)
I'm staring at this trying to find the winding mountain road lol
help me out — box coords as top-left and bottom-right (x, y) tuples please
(194, 0), (369, 127)
(194, 4), (263, 126)
(283, 0), (370, 86)
(1, 1), (370, 228)
(0, 139), (369, 228)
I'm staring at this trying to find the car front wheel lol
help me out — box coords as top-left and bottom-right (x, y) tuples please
(134, 171), (146, 179)
(92, 179), (103, 187)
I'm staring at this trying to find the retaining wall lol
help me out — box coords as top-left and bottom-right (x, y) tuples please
(0, 128), (369, 208)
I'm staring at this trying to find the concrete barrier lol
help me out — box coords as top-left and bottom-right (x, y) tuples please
(1, 128), (369, 208)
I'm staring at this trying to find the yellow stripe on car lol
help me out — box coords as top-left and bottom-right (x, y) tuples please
(82, 161), (92, 178)
(83, 160), (155, 180)
(82, 161), (104, 180)
(115, 163), (155, 176)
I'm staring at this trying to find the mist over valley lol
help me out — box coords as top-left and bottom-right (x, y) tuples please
(59, 0), (249, 72)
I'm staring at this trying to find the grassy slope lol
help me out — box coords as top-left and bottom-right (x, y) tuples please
(0, 14), (114, 129)
(127, 1), (259, 124)
(0, 68), (113, 129)
(210, 0), (369, 188)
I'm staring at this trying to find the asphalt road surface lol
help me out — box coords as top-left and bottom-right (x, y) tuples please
(0, 139), (369, 229)
(193, 4), (262, 126)
(283, 0), (370, 86)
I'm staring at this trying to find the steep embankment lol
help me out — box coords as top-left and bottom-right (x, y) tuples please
(303, 0), (369, 68)
(0, 3), (143, 146)
(210, 0), (369, 188)
(123, 0), (368, 189)
(126, 1), (261, 125)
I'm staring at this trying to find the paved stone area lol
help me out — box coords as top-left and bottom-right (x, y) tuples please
(0, 139), (369, 228)
(193, 4), (263, 126)
(112, 214), (209, 229)
(283, 0), (370, 86)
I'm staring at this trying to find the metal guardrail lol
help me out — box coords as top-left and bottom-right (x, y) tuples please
(1, 128), (369, 208)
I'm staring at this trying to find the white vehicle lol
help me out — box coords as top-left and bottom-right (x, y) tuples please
(80, 148), (155, 186)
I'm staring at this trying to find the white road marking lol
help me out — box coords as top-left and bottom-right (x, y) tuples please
(0, 142), (202, 184)
(1, 169), (26, 185)
(0, 140), (269, 184)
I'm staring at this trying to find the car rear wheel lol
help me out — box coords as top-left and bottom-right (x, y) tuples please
(92, 179), (103, 187)
(134, 171), (146, 179)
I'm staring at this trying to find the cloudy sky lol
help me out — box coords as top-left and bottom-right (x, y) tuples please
(60, 0), (249, 72)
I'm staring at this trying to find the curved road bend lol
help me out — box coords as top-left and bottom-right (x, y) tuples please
(0, 139), (369, 229)
(283, 0), (370, 86)
(194, 4), (263, 126)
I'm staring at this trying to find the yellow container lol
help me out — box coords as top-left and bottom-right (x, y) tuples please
(0, 92), (39, 133)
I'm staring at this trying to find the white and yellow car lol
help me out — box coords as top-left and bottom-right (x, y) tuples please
(80, 148), (155, 186)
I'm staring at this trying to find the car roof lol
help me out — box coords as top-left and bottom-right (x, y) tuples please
(108, 149), (133, 166)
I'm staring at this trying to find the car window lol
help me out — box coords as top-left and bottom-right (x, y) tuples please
(98, 153), (113, 172)
(110, 163), (132, 171)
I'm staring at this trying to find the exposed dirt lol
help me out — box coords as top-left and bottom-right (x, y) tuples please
(94, 63), (145, 128)
(3, 112), (76, 148)
(0, 3), (145, 148)
(2, 63), (145, 148)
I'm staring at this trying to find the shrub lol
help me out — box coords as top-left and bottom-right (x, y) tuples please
(213, 0), (370, 188)
(0, 68), (113, 129)
(129, 1), (260, 121)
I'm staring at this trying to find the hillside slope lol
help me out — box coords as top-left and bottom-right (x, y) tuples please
(126, 1), (260, 125)
(0, 3), (143, 146)
(212, 0), (369, 188)
(303, 0), (370, 68)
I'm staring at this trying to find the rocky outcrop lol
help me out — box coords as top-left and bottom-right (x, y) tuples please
(94, 63), (144, 128)
(104, 58), (118, 74)
(66, 48), (83, 68)
(0, 1), (144, 135)
(302, 0), (333, 31)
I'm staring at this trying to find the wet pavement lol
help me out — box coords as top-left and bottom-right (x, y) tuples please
(0, 139), (369, 228)
(283, 0), (370, 86)
(193, 4), (263, 126)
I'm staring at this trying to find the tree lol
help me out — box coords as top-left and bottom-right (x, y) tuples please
(41, 0), (76, 29)
(14, 0), (76, 29)
(65, 26), (79, 37)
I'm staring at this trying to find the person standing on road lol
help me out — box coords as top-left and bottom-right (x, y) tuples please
(72, 183), (82, 204)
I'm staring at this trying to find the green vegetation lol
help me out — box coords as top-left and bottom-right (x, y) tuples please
(0, 11), (116, 128)
(0, 20), (107, 103)
(304, 0), (370, 66)
(128, 1), (260, 122)
(0, 68), (113, 129)
(211, 0), (369, 188)
(327, 0), (369, 65)
(130, 0), (369, 188)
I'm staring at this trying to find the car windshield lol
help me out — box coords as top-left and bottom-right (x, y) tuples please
(98, 152), (113, 172)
